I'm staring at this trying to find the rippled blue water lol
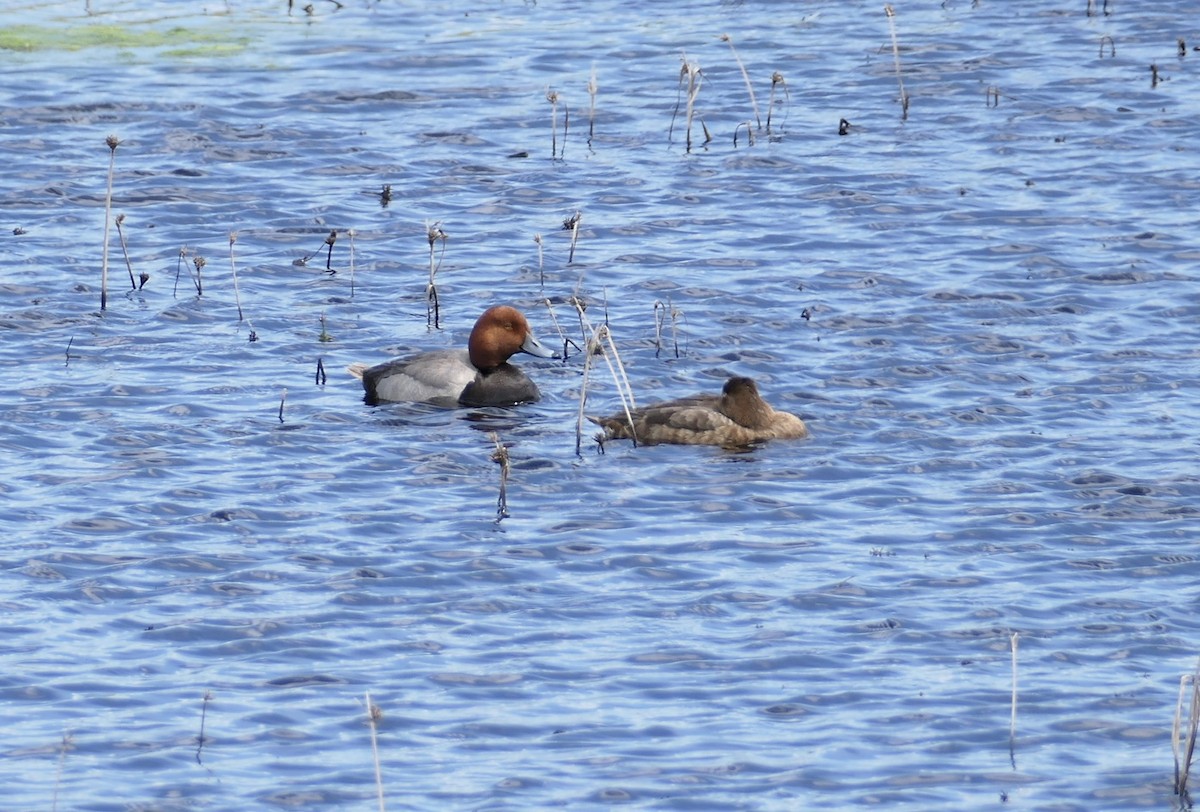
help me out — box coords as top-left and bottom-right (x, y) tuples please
(2, 1), (1199, 809)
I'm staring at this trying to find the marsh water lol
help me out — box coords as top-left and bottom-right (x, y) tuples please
(2, 1), (1199, 809)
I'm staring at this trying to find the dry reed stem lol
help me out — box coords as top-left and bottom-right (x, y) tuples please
(1099, 35), (1115, 58)
(490, 432), (510, 520)
(547, 89), (559, 159)
(348, 228), (357, 298)
(229, 232), (245, 321)
(192, 256), (205, 296)
(573, 299), (637, 453)
(670, 55), (706, 152)
(1009, 632), (1019, 750)
(315, 358), (327, 385)
(323, 229), (337, 272)
(541, 297), (577, 361)
(766, 71), (788, 133)
(884, 5), (909, 120)
(101, 135), (119, 311)
(51, 730), (73, 812)
(734, 121), (755, 147)
(563, 211), (582, 264)
(365, 692), (385, 812)
(1174, 659), (1200, 796)
(721, 33), (761, 130)
(534, 233), (544, 286)
(653, 299), (684, 358)
(587, 65), (598, 143)
(196, 691), (212, 766)
(114, 213), (136, 290)
(278, 388), (287, 423)
(173, 246), (186, 297)
(426, 221), (446, 328)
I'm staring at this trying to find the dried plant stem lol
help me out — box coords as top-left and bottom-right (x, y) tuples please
(573, 300), (636, 454)
(547, 89), (560, 159)
(670, 55), (707, 152)
(1174, 659), (1200, 796)
(587, 65), (598, 143)
(196, 691), (212, 765)
(348, 228), (357, 298)
(766, 71), (788, 133)
(1009, 632), (1019, 752)
(682, 57), (704, 152)
(733, 121), (755, 148)
(51, 730), (73, 812)
(653, 299), (683, 358)
(426, 221), (446, 328)
(365, 692), (385, 812)
(563, 211), (582, 264)
(533, 233), (544, 286)
(884, 5), (909, 120)
(278, 388), (287, 423)
(721, 34), (760, 130)
(192, 256), (205, 296)
(100, 135), (119, 311)
(229, 233), (245, 321)
(114, 214), (136, 290)
(490, 432), (510, 520)
(323, 229), (337, 272)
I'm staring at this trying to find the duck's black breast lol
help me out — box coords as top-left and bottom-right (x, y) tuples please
(458, 363), (541, 407)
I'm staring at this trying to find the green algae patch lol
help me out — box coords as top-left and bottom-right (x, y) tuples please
(0, 23), (248, 56)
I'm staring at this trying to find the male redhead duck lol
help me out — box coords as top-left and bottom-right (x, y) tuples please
(349, 305), (557, 407)
(591, 376), (808, 447)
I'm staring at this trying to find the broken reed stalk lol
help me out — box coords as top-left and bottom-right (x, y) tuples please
(1099, 35), (1115, 58)
(721, 33), (761, 130)
(490, 432), (510, 520)
(196, 691), (212, 766)
(733, 121), (755, 148)
(173, 246), (186, 297)
(228, 232), (244, 321)
(573, 300), (637, 454)
(1174, 658), (1200, 796)
(669, 55), (707, 152)
(278, 388), (287, 423)
(51, 731), (73, 812)
(114, 214), (136, 290)
(766, 71), (788, 134)
(100, 135), (119, 311)
(587, 65), (598, 144)
(541, 297), (577, 361)
(653, 299), (683, 359)
(364, 692), (386, 812)
(563, 211), (582, 264)
(426, 221), (446, 328)
(315, 357), (327, 385)
(348, 228), (357, 298)
(323, 229), (337, 272)
(547, 89), (560, 159)
(192, 256), (205, 296)
(884, 5), (909, 120)
(533, 233), (544, 286)
(682, 57), (705, 152)
(1009, 632), (1019, 752)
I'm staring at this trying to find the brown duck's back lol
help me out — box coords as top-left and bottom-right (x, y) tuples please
(593, 377), (808, 446)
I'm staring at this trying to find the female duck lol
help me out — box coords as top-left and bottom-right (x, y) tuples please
(350, 305), (557, 407)
(591, 376), (807, 447)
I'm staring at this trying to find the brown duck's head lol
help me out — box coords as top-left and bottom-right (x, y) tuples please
(720, 376), (775, 428)
(467, 305), (557, 370)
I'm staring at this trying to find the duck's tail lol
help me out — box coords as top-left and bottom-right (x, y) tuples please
(346, 362), (368, 380)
